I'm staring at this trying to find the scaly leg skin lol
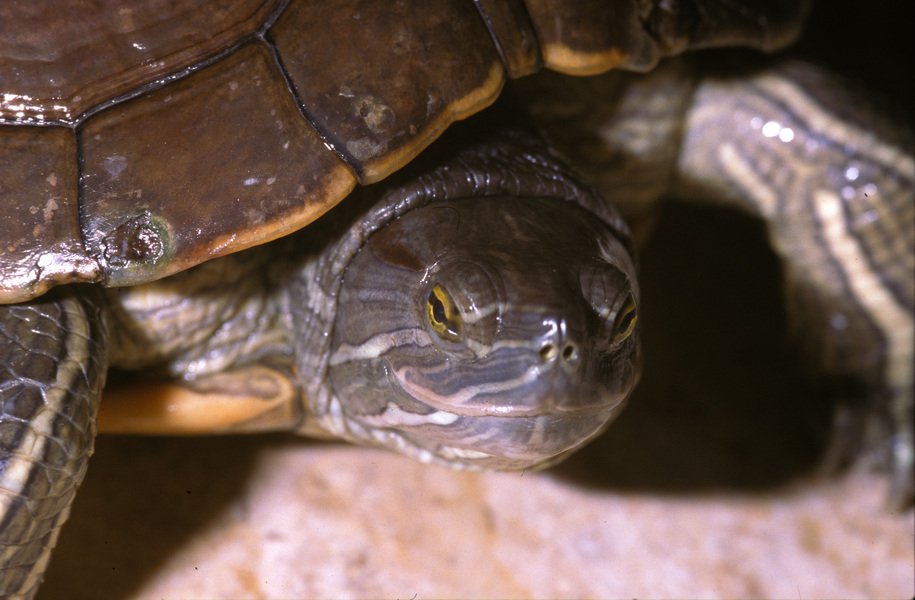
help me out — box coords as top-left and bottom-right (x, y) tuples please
(518, 58), (914, 508)
(674, 61), (914, 508)
(0, 288), (108, 598)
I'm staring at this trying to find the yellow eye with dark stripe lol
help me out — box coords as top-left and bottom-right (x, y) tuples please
(611, 293), (637, 344)
(426, 283), (462, 341)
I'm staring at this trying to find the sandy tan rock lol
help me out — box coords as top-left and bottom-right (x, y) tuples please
(38, 437), (914, 599)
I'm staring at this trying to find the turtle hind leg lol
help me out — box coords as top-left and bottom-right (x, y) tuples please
(0, 286), (108, 598)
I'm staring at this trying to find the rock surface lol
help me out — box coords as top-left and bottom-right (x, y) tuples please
(38, 437), (915, 599)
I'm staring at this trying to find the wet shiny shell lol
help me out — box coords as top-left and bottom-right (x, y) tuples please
(0, 0), (804, 302)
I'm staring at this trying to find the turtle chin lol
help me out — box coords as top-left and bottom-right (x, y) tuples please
(325, 327), (640, 469)
(338, 369), (633, 470)
(402, 405), (626, 470)
(369, 343), (639, 469)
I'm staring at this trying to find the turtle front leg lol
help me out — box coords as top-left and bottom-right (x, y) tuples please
(0, 288), (108, 598)
(672, 61), (914, 508)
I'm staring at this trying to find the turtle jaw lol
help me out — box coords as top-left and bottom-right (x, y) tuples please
(340, 396), (629, 471)
(330, 340), (638, 470)
(388, 408), (625, 471)
(321, 330), (638, 469)
(384, 347), (638, 469)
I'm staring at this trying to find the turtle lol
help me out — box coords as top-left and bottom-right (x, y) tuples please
(1, 0), (913, 597)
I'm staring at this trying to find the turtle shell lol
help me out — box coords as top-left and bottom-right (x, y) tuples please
(0, 0), (808, 302)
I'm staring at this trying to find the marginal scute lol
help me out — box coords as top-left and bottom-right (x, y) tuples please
(0, 126), (100, 302)
(643, 0), (812, 55)
(79, 40), (356, 287)
(269, 0), (506, 183)
(473, 0), (543, 78)
(524, 0), (661, 74)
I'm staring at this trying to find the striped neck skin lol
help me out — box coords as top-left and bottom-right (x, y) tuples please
(325, 195), (640, 470)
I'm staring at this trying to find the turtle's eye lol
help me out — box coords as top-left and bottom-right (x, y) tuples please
(611, 293), (637, 344)
(580, 263), (638, 349)
(423, 262), (501, 355)
(426, 283), (462, 341)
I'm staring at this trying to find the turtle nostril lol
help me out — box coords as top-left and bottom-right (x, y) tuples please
(539, 343), (557, 361)
(561, 343), (579, 362)
(540, 341), (580, 364)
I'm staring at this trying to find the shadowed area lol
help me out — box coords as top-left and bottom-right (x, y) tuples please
(556, 202), (832, 492)
(36, 434), (280, 599)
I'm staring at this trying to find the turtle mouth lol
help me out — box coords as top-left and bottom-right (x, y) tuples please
(392, 361), (628, 419)
(367, 357), (632, 467)
(348, 383), (625, 469)
(389, 408), (620, 469)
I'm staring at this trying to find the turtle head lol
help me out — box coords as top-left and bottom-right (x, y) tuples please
(326, 195), (639, 470)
